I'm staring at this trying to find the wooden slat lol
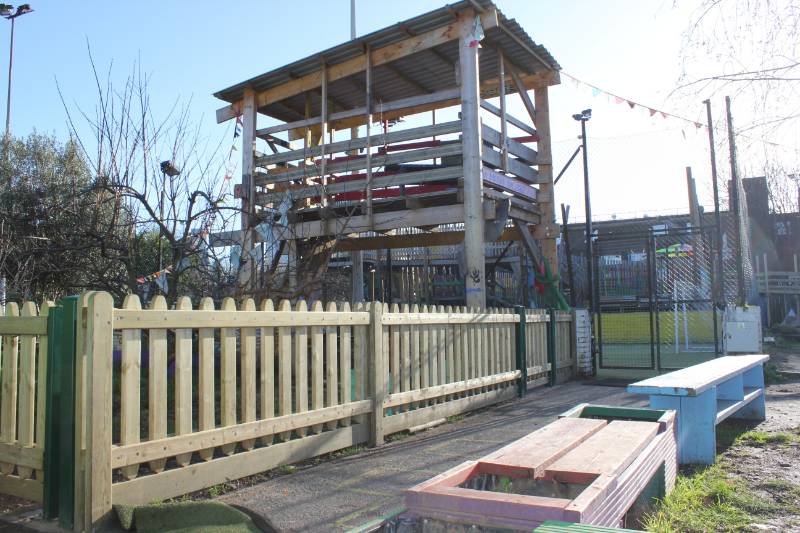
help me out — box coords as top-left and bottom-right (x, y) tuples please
(0, 316), (46, 336)
(411, 304), (421, 406)
(324, 302), (339, 431)
(482, 146), (540, 183)
(482, 167), (538, 201)
(545, 421), (660, 483)
(480, 99), (537, 136)
(384, 370), (520, 408)
(220, 298), (238, 455)
(256, 120), (461, 166)
(340, 302), (352, 426)
(257, 142), (462, 185)
(0, 474), (42, 503)
(277, 300), (293, 441)
(147, 296), (169, 472)
(240, 299), (257, 450)
(112, 309), (370, 329)
(481, 124), (538, 164)
(257, 165), (463, 207)
(16, 302), (37, 480)
(310, 301), (325, 433)
(400, 304), (411, 410)
(113, 424), (369, 506)
(111, 400), (372, 468)
(383, 387), (516, 435)
(259, 299), (275, 446)
(119, 295), (142, 479)
(198, 297), (216, 460)
(353, 302), (367, 426)
(173, 298), (194, 465)
(381, 312), (519, 325)
(294, 300), (309, 437)
(437, 305), (447, 399)
(0, 443), (43, 470)
(508, 63), (538, 127)
(420, 305), (430, 398)
(389, 303), (401, 401)
(0, 302), (20, 475)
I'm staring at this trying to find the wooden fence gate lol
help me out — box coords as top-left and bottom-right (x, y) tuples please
(0, 292), (575, 531)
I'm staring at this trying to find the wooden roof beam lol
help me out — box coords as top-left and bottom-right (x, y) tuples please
(216, 8), (498, 123)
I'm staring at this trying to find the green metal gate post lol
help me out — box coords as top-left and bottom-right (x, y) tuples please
(547, 308), (557, 387)
(515, 306), (527, 397)
(43, 296), (79, 529)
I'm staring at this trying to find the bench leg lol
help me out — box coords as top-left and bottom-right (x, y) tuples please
(730, 365), (766, 422)
(650, 390), (716, 465)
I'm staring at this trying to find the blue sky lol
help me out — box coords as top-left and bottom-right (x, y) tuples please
(1, 0), (785, 220)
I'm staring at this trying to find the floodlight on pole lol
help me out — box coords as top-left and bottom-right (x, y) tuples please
(2, 3), (33, 137)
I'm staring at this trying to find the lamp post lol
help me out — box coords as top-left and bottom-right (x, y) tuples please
(1, 4), (33, 137)
(572, 109), (594, 313)
(157, 160), (180, 292)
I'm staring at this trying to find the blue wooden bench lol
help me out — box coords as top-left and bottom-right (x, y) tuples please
(627, 354), (769, 464)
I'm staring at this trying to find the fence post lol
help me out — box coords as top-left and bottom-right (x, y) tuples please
(547, 308), (557, 386)
(570, 309), (579, 379)
(368, 301), (385, 447)
(76, 291), (114, 530)
(43, 296), (79, 528)
(515, 306), (527, 397)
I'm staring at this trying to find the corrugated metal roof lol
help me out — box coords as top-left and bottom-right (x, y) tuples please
(214, 0), (560, 120)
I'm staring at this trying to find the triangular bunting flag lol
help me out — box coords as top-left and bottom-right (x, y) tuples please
(649, 108), (657, 116)
(591, 87), (601, 97)
(627, 101), (635, 109)
(695, 122), (703, 129)
(614, 96), (624, 104)
(660, 112), (668, 119)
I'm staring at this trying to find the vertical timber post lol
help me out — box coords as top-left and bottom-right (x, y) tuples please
(459, 11), (486, 309)
(78, 292), (114, 529)
(368, 301), (385, 446)
(547, 308), (557, 386)
(515, 306), (527, 397)
(533, 86), (558, 276)
(239, 88), (257, 295)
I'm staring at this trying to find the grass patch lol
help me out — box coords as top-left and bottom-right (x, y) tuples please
(277, 465), (297, 475)
(764, 362), (786, 385)
(643, 464), (776, 532)
(446, 414), (465, 423)
(736, 430), (796, 447)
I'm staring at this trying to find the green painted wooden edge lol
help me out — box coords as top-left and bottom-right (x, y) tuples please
(546, 308), (556, 387)
(515, 306), (527, 397)
(345, 506), (406, 533)
(581, 405), (666, 421)
(43, 296), (78, 528)
(534, 520), (644, 532)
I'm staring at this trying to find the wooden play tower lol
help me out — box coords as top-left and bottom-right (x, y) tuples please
(212, 0), (561, 308)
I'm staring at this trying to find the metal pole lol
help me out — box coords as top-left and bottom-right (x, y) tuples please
(350, 0), (356, 39)
(581, 119), (594, 314)
(705, 100), (726, 299)
(725, 96), (746, 305)
(5, 16), (14, 136)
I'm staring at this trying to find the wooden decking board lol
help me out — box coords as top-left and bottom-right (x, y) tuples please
(544, 421), (659, 483)
(627, 354), (769, 397)
(481, 418), (607, 475)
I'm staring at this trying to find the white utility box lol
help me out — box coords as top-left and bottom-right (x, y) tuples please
(723, 306), (762, 354)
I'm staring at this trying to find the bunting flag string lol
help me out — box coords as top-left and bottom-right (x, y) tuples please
(561, 71), (796, 150)
(561, 71), (708, 132)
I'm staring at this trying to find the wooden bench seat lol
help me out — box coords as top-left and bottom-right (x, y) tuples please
(628, 354), (769, 464)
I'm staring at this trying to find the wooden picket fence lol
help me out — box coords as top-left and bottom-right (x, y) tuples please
(0, 293), (576, 530)
(0, 300), (53, 502)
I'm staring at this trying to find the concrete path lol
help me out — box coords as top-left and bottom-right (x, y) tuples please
(219, 381), (646, 532)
